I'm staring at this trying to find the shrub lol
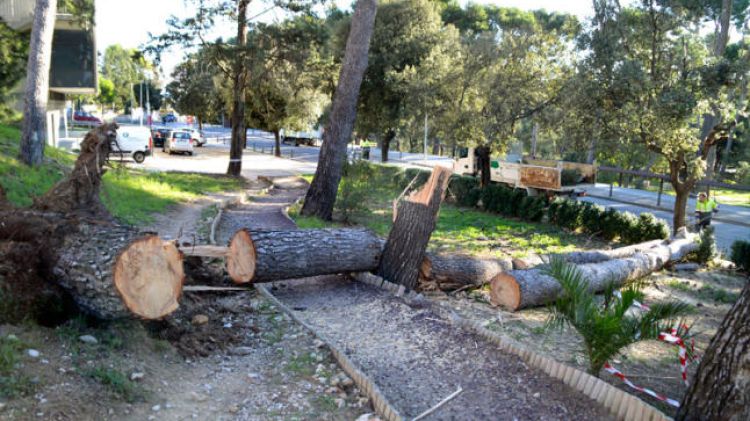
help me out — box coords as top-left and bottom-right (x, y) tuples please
(635, 213), (670, 242)
(519, 196), (546, 222)
(555, 199), (584, 231)
(730, 240), (750, 272)
(580, 202), (606, 235)
(546, 258), (692, 376)
(561, 168), (582, 186)
(694, 227), (717, 265)
(448, 175), (480, 207)
(614, 211), (640, 244)
(736, 162), (750, 185)
(400, 168), (431, 190)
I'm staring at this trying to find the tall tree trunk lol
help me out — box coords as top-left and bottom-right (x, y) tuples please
(20, 0), (57, 166)
(300, 0), (377, 221)
(198, 116), (203, 131)
(476, 145), (491, 188)
(381, 129), (395, 163)
(676, 282), (750, 421)
(713, 0), (732, 57)
(274, 129), (281, 157)
(672, 184), (690, 234)
(531, 122), (538, 159)
(226, 0), (249, 177)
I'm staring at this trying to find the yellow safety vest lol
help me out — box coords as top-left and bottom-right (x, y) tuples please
(696, 198), (718, 213)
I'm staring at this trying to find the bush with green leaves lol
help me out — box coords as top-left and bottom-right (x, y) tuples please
(580, 202), (606, 234)
(400, 168), (431, 190)
(561, 168), (582, 186)
(730, 239), (750, 272)
(736, 161), (750, 185)
(545, 258), (693, 376)
(447, 175), (480, 207)
(518, 196), (546, 222)
(634, 213), (670, 243)
(693, 226), (717, 265)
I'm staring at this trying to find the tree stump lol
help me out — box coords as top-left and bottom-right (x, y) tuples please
(378, 166), (452, 289)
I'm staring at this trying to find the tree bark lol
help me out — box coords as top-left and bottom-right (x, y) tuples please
(274, 129), (281, 157)
(476, 145), (491, 187)
(2, 125), (185, 320)
(489, 237), (698, 311)
(20, 0), (57, 166)
(676, 282), (750, 421)
(381, 129), (395, 163)
(550, 239), (668, 264)
(673, 184), (690, 234)
(226, 0), (249, 176)
(300, 0), (377, 220)
(378, 166), (452, 289)
(226, 228), (382, 283)
(419, 253), (512, 291)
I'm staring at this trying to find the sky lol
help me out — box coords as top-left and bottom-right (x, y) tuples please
(95, 0), (602, 84)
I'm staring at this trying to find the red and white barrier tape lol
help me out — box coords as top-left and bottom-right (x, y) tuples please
(604, 292), (700, 406)
(603, 363), (681, 408)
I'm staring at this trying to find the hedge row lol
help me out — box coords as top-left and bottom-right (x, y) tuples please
(730, 240), (750, 272)
(547, 199), (669, 244)
(385, 165), (668, 244)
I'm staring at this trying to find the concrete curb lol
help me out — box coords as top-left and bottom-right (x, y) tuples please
(255, 283), (403, 421)
(350, 272), (672, 421)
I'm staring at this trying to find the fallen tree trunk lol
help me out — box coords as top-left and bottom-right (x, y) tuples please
(418, 253), (512, 291)
(226, 228), (382, 283)
(0, 124), (185, 321)
(378, 166), (452, 289)
(550, 239), (668, 264)
(490, 237), (698, 311)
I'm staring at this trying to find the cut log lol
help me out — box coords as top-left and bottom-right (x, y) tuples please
(419, 253), (512, 291)
(113, 235), (184, 319)
(552, 239), (668, 264)
(1, 124), (186, 321)
(378, 166), (452, 289)
(226, 228), (382, 283)
(490, 236), (698, 311)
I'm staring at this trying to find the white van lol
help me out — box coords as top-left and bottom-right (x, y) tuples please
(113, 126), (152, 163)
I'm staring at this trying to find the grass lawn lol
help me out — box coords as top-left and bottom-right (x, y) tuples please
(0, 124), (242, 224)
(290, 164), (600, 258)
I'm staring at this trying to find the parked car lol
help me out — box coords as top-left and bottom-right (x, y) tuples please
(72, 111), (102, 127)
(162, 113), (177, 123)
(180, 128), (206, 147)
(164, 130), (194, 155)
(113, 126), (152, 163)
(151, 128), (171, 147)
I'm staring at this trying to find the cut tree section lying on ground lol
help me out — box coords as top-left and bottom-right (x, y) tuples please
(489, 236), (698, 311)
(419, 253), (512, 291)
(113, 235), (184, 319)
(226, 228), (383, 283)
(378, 166), (452, 289)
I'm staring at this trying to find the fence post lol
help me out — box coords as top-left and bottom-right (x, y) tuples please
(609, 182), (613, 198)
(657, 179), (664, 207)
(252, 142), (256, 152)
(290, 149), (294, 159)
(261, 147), (265, 154)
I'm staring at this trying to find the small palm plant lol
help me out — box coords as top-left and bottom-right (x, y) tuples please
(545, 258), (693, 376)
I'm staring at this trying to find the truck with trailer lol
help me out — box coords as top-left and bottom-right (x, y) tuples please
(453, 147), (597, 196)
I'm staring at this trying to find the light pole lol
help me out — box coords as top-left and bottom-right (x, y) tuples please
(423, 114), (428, 160)
(139, 82), (143, 126)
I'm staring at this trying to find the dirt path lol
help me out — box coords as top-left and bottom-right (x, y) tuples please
(216, 177), (613, 420)
(216, 176), (307, 244)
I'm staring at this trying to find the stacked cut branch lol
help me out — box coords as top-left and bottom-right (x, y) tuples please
(489, 236), (698, 311)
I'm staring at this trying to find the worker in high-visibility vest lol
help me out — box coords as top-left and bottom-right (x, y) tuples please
(695, 192), (719, 230)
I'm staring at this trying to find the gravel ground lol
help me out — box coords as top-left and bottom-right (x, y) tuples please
(270, 277), (613, 420)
